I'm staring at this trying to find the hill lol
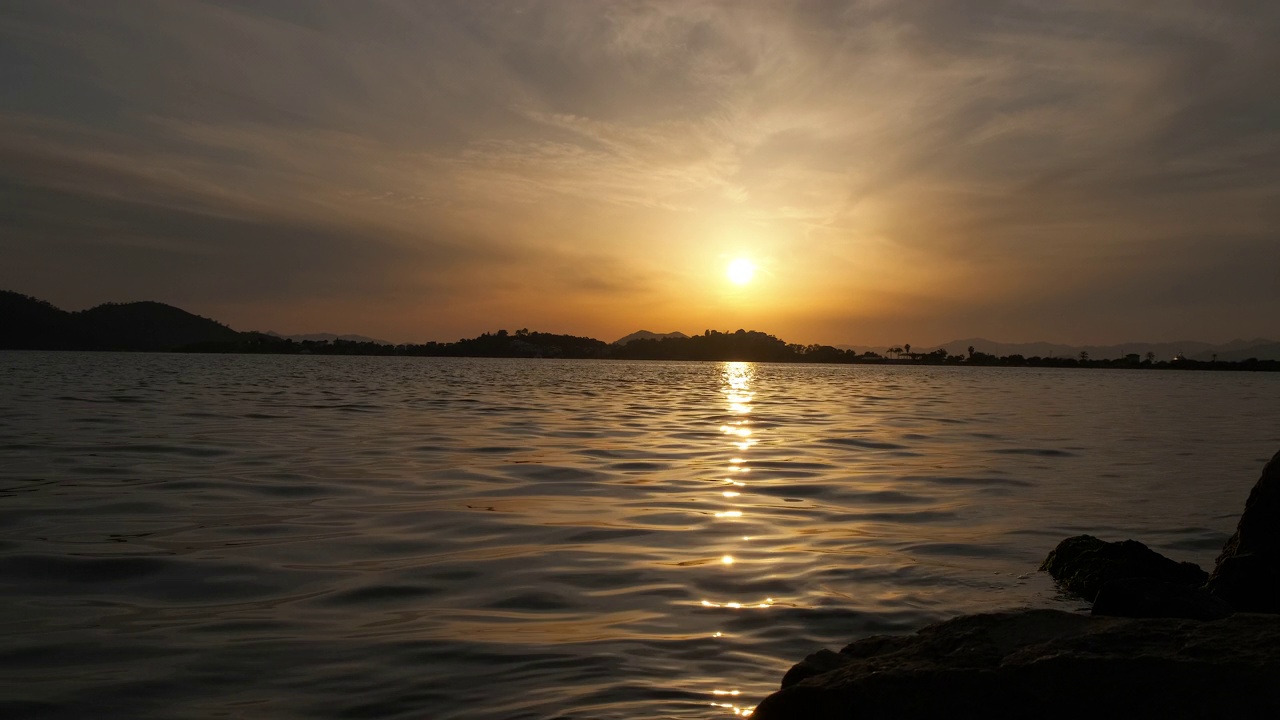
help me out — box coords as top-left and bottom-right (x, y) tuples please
(0, 291), (76, 349)
(73, 301), (241, 351)
(613, 330), (689, 345)
(0, 291), (241, 351)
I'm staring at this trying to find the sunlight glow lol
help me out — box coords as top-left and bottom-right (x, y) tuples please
(726, 258), (756, 285)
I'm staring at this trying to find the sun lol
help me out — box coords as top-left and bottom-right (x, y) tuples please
(726, 258), (756, 285)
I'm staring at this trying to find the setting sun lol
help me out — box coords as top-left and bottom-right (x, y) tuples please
(726, 258), (756, 286)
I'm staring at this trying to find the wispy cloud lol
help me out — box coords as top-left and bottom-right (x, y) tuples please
(1, 1), (1277, 343)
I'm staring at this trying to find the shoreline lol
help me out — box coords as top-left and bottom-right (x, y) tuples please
(4, 347), (1278, 372)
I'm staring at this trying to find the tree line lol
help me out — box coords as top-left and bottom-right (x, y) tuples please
(186, 328), (1280, 371)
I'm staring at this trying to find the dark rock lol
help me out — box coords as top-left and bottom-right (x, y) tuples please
(1207, 450), (1280, 613)
(752, 609), (1280, 720)
(780, 649), (852, 688)
(1092, 576), (1233, 620)
(1039, 534), (1207, 601)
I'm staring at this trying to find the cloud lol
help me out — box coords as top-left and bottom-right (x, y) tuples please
(0, 1), (1277, 343)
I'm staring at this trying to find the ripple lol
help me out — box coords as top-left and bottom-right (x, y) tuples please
(323, 584), (445, 605)
(0, 354), (1273, 720)
(818, 437), (908, 450)
(988, 448), (1076, 457)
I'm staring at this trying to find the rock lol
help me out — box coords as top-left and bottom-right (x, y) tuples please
(1039, 534), (1207, 601)
(751, 609), (1280, 720)
(1092, 576), (1233, 621)
(779, 649), (852, 688)
(1206, 450), (1280, 613)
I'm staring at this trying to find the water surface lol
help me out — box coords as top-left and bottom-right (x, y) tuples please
(1, 353), (1277, 718)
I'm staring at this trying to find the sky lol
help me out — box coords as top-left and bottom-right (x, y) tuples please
(2, 1), (1278, 346)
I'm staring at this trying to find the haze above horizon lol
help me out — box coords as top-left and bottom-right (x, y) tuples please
(2, 2), (1278, 346)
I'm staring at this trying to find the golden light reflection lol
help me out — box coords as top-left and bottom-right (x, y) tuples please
(700, 598), (775, 609)
(703, 362), (770, 717)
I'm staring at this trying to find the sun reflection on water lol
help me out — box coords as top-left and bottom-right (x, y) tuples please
(697, 362), (765, 717)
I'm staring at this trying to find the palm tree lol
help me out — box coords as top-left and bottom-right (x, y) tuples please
(967, 345), (975, 359)
(904, 343), (911, 359)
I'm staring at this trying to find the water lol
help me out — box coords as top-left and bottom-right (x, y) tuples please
(1, 353), (1277, 719)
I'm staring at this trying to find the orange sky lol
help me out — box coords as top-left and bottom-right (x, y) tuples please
(2, 2), (1278, 345)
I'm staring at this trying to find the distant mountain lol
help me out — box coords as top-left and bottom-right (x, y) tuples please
(1194, 342), (1280, 362)
(613, 330), (688, 345)
(918, 337), (1280, 361)
(264, 331), (392, 345)
(1, 291), (240, 351)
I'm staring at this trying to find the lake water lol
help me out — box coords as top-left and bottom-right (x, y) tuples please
(1, 353), (1277, 718)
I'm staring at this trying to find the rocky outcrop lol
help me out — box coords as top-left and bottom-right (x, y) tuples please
(1039, 534), (1207, 601)
(751, 609), (1280, 720)
(1091, 576), (1232, 621)
(1206, 449), (1280, 613)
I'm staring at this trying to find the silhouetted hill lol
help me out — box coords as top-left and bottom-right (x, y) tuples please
(446, 329), (610, 358)
(613, 330), (689, 345)
(0, 292), (241, 351)
(0, 291), (76, 349)
(74, 301), (241, 351)
(613, 329), (794, 362)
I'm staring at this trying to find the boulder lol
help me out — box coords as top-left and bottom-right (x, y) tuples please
(1092, 576), (1232, 621)
(1206, 450), (1280, 612)
(751, 609), (1280, 720)
(1039, 534), (1206, 601)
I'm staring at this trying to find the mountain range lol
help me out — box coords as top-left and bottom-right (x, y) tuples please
(3, 290), (1278, 360)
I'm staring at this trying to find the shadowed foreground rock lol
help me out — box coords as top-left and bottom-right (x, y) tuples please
(752, 609), (1280, 720)
(1091, 576), (1232, 620)
(1207, 449), (1280, 612)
